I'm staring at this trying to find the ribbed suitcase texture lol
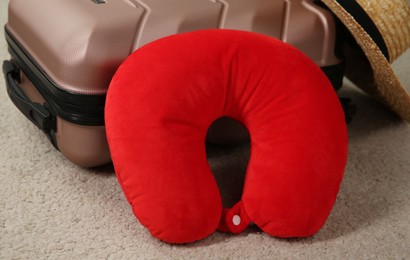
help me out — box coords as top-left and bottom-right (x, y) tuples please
(3, 0), (343, 167)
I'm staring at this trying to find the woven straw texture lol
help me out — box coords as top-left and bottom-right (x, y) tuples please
(356, 0), (410, 62)
(321, 0), (410, 122)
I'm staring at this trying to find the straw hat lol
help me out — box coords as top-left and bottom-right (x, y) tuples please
(320, 0), (410, 121)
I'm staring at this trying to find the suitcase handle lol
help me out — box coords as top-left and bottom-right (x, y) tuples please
(3, 60), (56, 136)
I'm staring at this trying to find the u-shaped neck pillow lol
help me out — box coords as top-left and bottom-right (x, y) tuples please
(105, 30), (348, 244)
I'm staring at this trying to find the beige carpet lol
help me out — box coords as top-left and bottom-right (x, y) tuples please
(1, 1), (410, 259)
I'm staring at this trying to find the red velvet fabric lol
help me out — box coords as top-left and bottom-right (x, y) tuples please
(105, 30), (348, 244)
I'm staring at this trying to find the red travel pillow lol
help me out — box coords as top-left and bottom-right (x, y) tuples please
(105, 30), (348, 244)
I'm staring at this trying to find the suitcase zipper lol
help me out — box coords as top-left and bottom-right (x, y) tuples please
(4, 28), (106, 126)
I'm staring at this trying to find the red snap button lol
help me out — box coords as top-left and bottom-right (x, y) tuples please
(218, 201), (251, 234)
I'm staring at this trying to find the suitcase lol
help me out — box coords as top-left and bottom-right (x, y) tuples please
(3, 0), (344, 167)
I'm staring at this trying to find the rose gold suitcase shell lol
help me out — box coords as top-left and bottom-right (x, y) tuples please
(4, 0), (343, 167)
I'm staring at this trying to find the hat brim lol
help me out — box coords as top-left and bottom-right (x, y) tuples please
(321, 0), (410, 122)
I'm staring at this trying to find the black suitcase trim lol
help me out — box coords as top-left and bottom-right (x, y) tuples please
(4, 28), (106, 126)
